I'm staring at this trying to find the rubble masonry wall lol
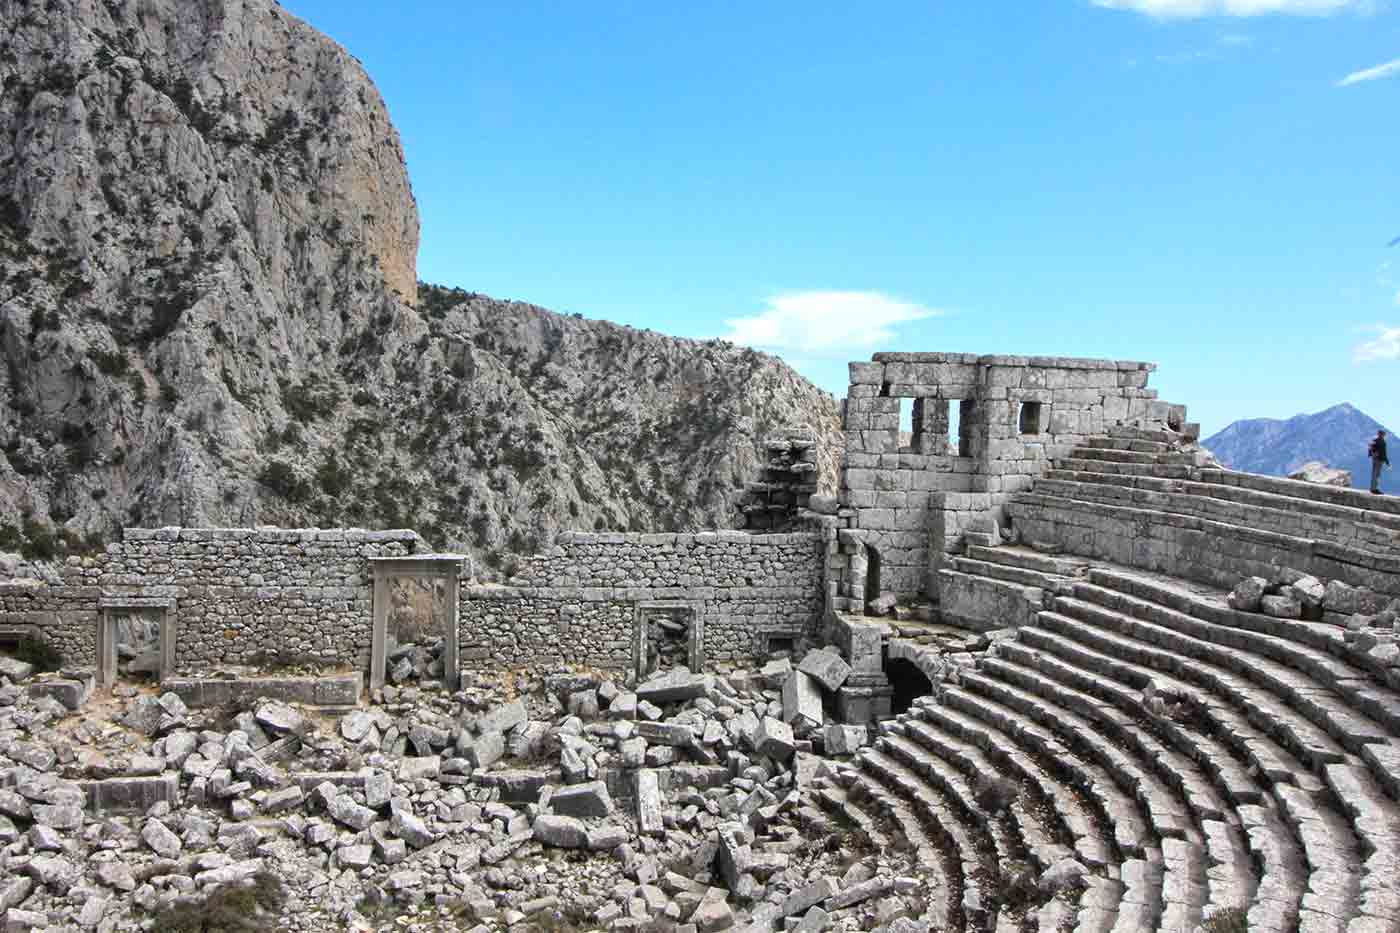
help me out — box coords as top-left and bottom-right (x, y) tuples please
(835, 352), (1181, 608)
(1, 528), (421, 671)
(460, 531), (824, 671)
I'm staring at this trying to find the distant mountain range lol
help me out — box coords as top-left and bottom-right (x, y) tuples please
(1202, 403), (1398, 494)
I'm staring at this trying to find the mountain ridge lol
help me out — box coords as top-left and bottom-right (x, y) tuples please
(1202, 402), (1397, 494)
(0, 0), (840, 574)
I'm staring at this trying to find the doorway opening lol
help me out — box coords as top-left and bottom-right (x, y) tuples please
(884, 656), (933, 716)
(864, 545), (883, 615)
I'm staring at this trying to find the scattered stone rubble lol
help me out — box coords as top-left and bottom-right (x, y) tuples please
(0, 651), (934, 932)
(1227, 568), (1400, 679)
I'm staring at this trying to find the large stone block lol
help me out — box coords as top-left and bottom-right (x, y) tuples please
(781, 672), (823, 732)
(636, 670), (707, 705)
(798, 649), (851, 693)
(533, 814), (587, 849)
(753, 717), (795, 761)
(550, 781), (614, 819)
(475, 699), (526, 735)
(635, 769), (664, 836)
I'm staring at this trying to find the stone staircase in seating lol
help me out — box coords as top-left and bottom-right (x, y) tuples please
(835, 429), (1400, 931)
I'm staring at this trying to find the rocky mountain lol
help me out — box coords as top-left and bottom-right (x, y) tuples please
(1202, 403), (1397, 494)
(0, 0), (840, 575)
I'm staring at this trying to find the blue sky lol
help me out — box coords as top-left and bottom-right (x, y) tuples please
(280, 0), (1399, 437)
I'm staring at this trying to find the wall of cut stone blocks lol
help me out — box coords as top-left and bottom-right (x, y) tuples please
(459, 531), (824, 672)
(836, 352), (1182, 609)
(3, 528), (421, 671)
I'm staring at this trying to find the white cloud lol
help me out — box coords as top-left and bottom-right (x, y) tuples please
(1354, 325), (1400, 361)
(1337, 57), (1400, 86)
(1093, 0), (1365, 18)
(720, 291), (942, 355)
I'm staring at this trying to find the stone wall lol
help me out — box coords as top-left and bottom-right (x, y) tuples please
(834, 352), (1185, 609)
(460, 531), (824, 672)
(2, 528), (421, 671)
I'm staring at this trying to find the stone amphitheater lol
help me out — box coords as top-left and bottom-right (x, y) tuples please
(5, 350), (1400, 933)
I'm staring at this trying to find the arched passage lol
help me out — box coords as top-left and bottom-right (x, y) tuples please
(884, 656), (933, 716)
(864, 545), (882, 615)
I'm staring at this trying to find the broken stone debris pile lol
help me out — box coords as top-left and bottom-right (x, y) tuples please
(0, 650), (943, 932)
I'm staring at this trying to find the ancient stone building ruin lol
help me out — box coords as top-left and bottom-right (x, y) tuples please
(0, 351), (1190, 694)
(14, 349), (1400, 931)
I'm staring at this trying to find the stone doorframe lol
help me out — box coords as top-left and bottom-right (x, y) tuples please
(97, 595), (176, 687)
(369, 554), (466, 692)
(632, 601), (701, 681)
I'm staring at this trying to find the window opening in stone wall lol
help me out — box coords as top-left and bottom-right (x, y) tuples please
(766, 636), (796, 660)
(0, 633), (19, 656)
(115, 609), (162, 679)
(1018, 401), (1043, 436)
(945, 399), (965, 456)
(385, 577), (448, 684)
(957, 399), (976, 457)
(897, 398), (913, 451)
(884, 656), (933, 715)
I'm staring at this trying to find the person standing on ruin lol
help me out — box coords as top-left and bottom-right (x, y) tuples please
(1369, 429), (1390, 494)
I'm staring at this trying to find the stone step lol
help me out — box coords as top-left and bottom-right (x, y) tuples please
(1033, 475), (1400, 560)
(916, 696), (1117, 871)
(1112, 858), (1164, 933)
(1076, 875), (1124, 933)
(843, 772), (956, 929)
(951, 556), (1071, 592)
(938, 683), (1150, 862)
(1069, 447), (1193, 466)
(999, 637), (1258, 823)
(1055, 456), (1195, 480)
(858, 750), (986, 927)
(960, 667), (1174, 850)
(898, 715), (1073, 872)
(1065, 582), (1396, 760)
(1237, 803), (1306, 931)
(1050, 465), (1400, 541)
(814, 784), (892, 850)
(1199, 819), (1257, 928)
(964, 544), (1091, 577)
(1085, 436), (1176, 454)
(1158, 836), (1208, 933)
(1017, 622), (1298, 806)
(1051, 594), (1354, 771)
(978, 653), (1219, 836)
(1104, 425), (1190, 446)
(1321, 761), (1400, 929)
(1198, 467), (1400, 521)
(877, 732), (1016, 878)
(1272, 781), (1362, 930)
(1008, 491), (1400, 600)
(1089, 568), (1400, 720)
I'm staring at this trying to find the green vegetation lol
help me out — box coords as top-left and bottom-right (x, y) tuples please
(2, 634), (62, 673)
(146, 870), (286, 932)
(257, 460), (309, 503)
(1200, 907), (1248, 933)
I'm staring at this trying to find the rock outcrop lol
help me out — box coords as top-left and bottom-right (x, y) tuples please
(0, 0), (840, 574)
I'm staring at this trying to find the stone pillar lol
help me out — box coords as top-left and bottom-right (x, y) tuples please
(370, 573), (389, 692)
(443, 567), (460, 691)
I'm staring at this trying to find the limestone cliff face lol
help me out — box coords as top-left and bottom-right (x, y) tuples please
(0, 0), (840, 574)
